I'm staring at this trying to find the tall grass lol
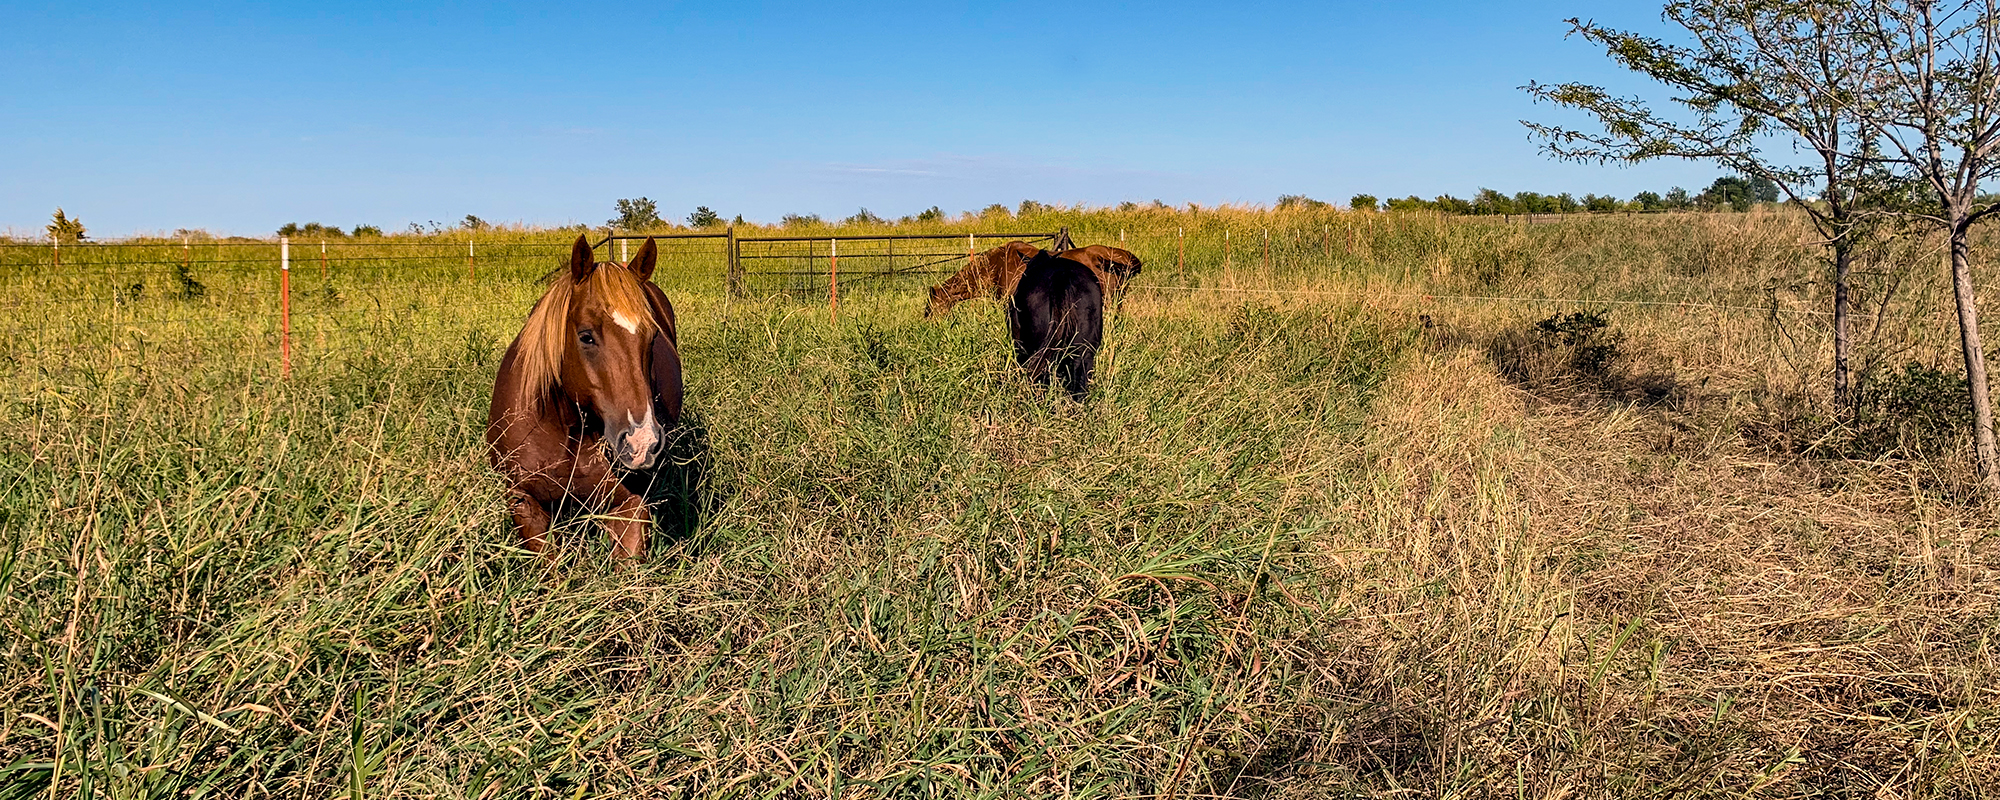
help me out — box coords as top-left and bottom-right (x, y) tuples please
(1, 210), (1995, 797)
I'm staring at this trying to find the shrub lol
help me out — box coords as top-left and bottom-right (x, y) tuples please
(1851, 363), (1971, 456)
(687, 206), (721, 228)
(781, 213), (822, 228)
(351, 225), (384, 237)
(1489, 311), (1679, 405)
(1349, 194), (1378, 212)
(843, 208), (886, 226)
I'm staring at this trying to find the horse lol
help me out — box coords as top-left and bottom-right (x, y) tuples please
(1056, 245), (1143, 297)
(925, 240), (1041, 318)
(486, 234), (683, 561)
(925, 241), (1138, 317)
(1008, 250), (1104, 399)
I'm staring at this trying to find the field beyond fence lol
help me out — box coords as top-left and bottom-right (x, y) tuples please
(2, 207), (1997, 797)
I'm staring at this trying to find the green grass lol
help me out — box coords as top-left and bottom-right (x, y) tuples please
(2, 209), (1997, 797)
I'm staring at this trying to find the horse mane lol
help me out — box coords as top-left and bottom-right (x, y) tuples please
(514, 262), (659, 404)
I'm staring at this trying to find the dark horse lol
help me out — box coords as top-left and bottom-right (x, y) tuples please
(487, 235), (683, 560)
(1008, 248), (1104, 399)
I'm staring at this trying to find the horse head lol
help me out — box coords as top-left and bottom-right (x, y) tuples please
(557, 234), (679, 471)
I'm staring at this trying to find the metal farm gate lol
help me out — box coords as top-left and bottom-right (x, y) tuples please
(593, 229), (1069, 300)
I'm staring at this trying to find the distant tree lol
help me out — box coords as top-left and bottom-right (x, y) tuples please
(1277, 194), (1329, 209)
(1385, 195), (1432, 212)
(1471, 188), (1512, 215)
(980, 203), (1012, 218)
(1631, 191), (1664, 211)
(462, 214), (488, 230)
(1348, 194), (1378, 212)
(1556, 192), (1582, 213)
(732, 214), (745, 226)
(351, 224), (384, 237)
(1583, 193), (1621, 212)
(1747, 174), (1780, 203)
(47, 208), (87, 244)
(843, 208), (886, 226)
(913, 205), (945, 223)
(1433, 194), (1474, 214)
(686, 206), (721, 228)
(609, 198), (664, 230)
(1017, 200), (1049, 216)
(780, 213), (822, 228)
(1514, 191), (1559, 213)
(1700, 176), (1755, 211)
(1663, 187), (1693, 210)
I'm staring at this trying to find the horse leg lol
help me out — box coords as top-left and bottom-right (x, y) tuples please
(604, 485), (652, 561)
(506, 489), (555, 560)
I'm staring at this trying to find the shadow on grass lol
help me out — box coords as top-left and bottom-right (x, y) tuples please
(632, 408), (723, 555)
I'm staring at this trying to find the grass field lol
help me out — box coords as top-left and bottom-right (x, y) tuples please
(2, 208), (1997, 797)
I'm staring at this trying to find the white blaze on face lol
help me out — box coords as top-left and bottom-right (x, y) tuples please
(611, 310), (640, 334)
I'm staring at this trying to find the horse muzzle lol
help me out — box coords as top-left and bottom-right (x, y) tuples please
(609, 409), (665, 471)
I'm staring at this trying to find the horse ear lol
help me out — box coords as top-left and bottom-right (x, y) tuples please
(569, 234), (596, 282)
(629, 237), (659, 280)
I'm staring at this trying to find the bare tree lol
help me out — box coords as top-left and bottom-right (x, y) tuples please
(1855, 0), (2000, 492)
(1523, 0), (1891, 412)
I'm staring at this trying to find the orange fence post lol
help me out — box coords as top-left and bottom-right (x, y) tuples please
(829, 237), (839, 323)
(279, 237), (292, 377)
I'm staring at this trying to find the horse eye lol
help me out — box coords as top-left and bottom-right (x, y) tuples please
(578, 330), (597, 347)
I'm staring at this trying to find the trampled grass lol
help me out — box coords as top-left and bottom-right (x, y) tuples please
(1, 209), (1996, 797)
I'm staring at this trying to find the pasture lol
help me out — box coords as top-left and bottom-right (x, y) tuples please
(2, 208), (1997, 797)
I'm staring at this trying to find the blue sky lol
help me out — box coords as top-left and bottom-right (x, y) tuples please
(1, 1), (1723, 236)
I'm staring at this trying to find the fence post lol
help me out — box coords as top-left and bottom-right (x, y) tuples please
(727, 224), (743, 297)
(467, 237), (475, 280)
(1177, 227), (1184, 282)
(968, 233), (975, 264)
(1224, 228), (1231, 271)
(320, 240), (328, 281)
(280, 237), (292, 377)
(620, 238), (628, 263)
(829, 238), (839, 323)
(52, 238), (58, 270)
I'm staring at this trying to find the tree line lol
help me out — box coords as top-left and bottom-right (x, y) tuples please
(1335, 175), (1781, 215)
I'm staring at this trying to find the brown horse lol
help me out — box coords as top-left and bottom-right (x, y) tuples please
(925, 241), (1138, 317)
(487, 234), (683, 560)
(925, 241), (1042, 317)
(1057, 245), (1143, 294)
